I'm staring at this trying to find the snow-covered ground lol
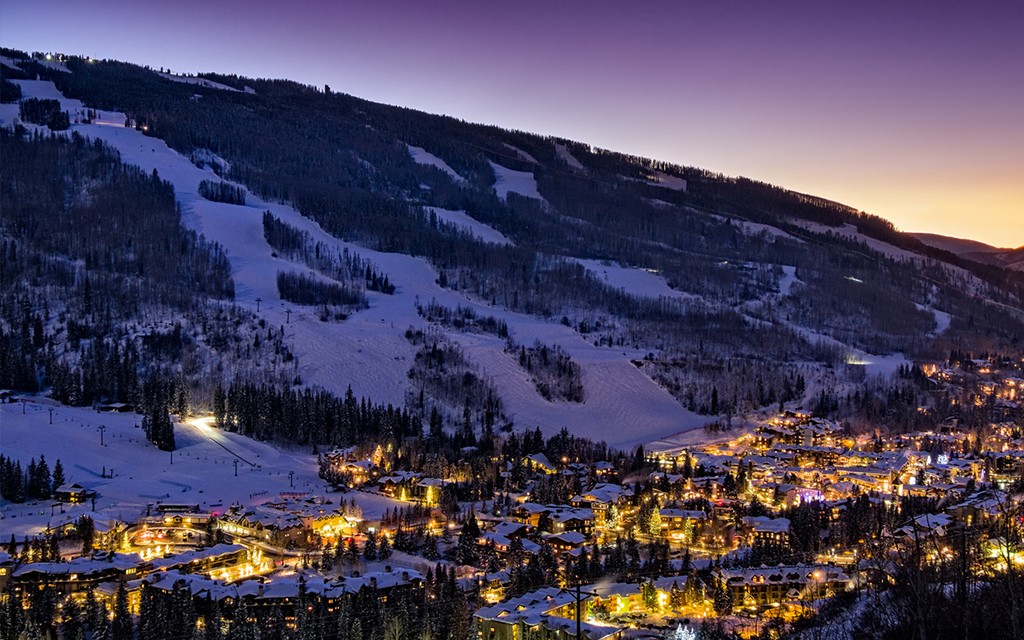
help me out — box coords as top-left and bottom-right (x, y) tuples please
(736, 219), (805, 243)
(2, 79), (708, 449)
(778, 265), (800, 296)
(915, 303), (952, 336)
(502, 143), (538, 164)
(158, 72), (240, 92)
(0, 400), (408, 538)
(645, 170), (687, 192)
(425, 207), (512, 245)
(407, 144), (465, 183)
(794, 221), (923, 262)
(490, 161), (545, 202)
(554, 143), (584, 170)
(572, 258), (697, 303)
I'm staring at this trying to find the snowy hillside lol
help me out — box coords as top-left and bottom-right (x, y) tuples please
(1, 78), (707, 449)
(0, 400), (406, 538)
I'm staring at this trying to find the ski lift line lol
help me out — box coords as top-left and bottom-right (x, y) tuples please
(196, 429), (258, 469)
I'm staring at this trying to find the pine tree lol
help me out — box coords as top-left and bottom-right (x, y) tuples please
(363, 529), (378, 560)
(111, 580), (133, 640)
(204, 596), (223, 640)
(51, 459), (65, 493)
(335, 598), (352, 640)
(61, 596), (85, 640)
(422, 533), (439, 560)
(227, 602), (260, 640)
(85, 587), (101, 631)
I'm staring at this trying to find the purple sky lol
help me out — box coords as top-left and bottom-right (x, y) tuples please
(4, 0), (1023, 247)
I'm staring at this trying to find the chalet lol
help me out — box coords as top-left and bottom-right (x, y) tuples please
(523, 453), (558, 475)
(659, 509), (707, 544)
(0, 552), (14, 593)
(97, 402), (134, 413)
(9, 553), (149, 598)
(571, 484), (632, 527)
(547, 506), (595, 537)
(545, 531), (587, 553)
(891, 513), (953, 542)
(511, 502), (552, 527)
(474, 586), (624, 640)
(713, 564), (850, 611)
(412, 477), (452, 507)
(743, 516), (791, 549)
(947, 490), (1012, 526)
(149, 543), (249, 576)
(376, 471), (421, 499)
(54, 483), (96, 504)
(219, 506), (311, 549)
(491, 520), (531, 539)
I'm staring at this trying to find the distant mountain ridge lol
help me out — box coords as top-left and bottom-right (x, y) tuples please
(913, 232), (1024, 271)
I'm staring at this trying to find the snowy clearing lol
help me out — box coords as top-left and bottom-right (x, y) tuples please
(778, 265), (800, 296)
(425, 207), (512, 245)
(646, 170), (687, 192)
(0, 401), (408, 538)
(502, 143), (538, 164)
(916, 303), (952, 335)
(489, 161), (546, 202)
(572, 258), (696, 303)
(406, 144), (466, 183)
(554, 143), (584, 170)
(158, 72), (241, 92)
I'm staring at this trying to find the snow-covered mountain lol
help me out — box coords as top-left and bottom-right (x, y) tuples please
(2, 49), (1023, 451)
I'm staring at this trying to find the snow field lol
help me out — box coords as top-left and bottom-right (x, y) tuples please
(406, 144), (466, 183)
(0, 401), (414, 538)
(157, 72), (241, 92)
(425, 207), (512, 246)
(572, 258), (698, 303)
(553, 143), (584, 171)
(489, 161), (545, 202)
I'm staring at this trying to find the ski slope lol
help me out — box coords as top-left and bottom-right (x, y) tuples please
(572, 259), (697, 303)
(407, 145), (465, 183)
(2, 79), (709, 449)
(425, 207), (512, 246)
(490, 161), (545, 202)
(554, 143), (585, 170)
(158, 72), (241, 92)
(0, 401), (408, 538)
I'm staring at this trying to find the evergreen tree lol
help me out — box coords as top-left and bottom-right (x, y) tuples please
(111, 580), (133, 640)
(228, 602), (259, 640)
(422, 533), (439, 560)
(51, 458), (65, 493)
(363, 529), (378, 560)
(204, 596), (223, 640)
(61, 598), (85, 640)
